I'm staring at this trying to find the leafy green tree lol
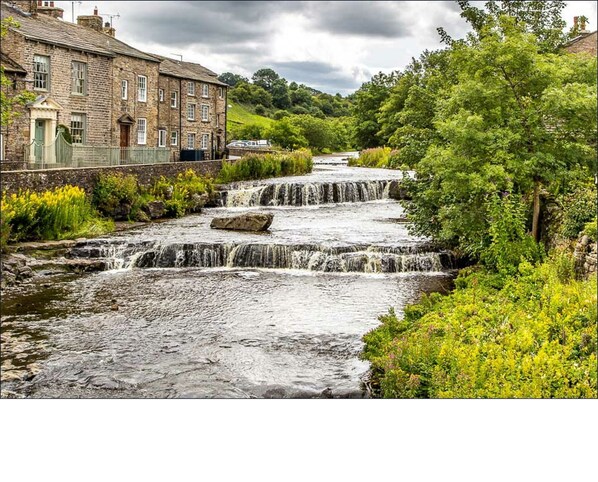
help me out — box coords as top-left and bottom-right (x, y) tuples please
(265, 118), (308, 150)
(439, 1), (568, 52)
(229, 81), (272, 107)
(217, 72), (248, 87)
(406, 15), (596, 256)
(252, 68), (280, 92)
(1, 18), (35, 128)
(351, 71), (399, 149)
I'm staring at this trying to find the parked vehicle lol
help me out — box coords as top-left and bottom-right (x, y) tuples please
(226, 139), (271, 149)
(226, 140), (248, 148)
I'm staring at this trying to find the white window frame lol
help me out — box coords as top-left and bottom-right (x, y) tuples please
(201, 83), (209, 98)
(201, 133), (209, 150)
(187, 133), (196, 149)
(216, 113), (219, 128)
(137, 75), (147, 102)
(159, 89), (164, 102)
(33, 55), (50, 91)
(201, 104), (209, 122)
(188, 82), (195, 96)
(121, 80), (128, 100)
(187, 103), (196, 121)
(171, 131), (178, 146)
(137, 118), (147, 145)
(218, 86), (224, 99)
(70, 113), (86, 144)
(171, 91), (178, 108)
(158, 129), (166, 147)
(71, 61), (87, 95)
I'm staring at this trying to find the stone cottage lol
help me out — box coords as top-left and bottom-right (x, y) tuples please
(0, 0), (227, 165)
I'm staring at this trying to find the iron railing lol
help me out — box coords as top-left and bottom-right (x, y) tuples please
(21, 133), (172, 170)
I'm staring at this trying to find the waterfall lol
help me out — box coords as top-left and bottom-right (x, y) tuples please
(70, 240), (454, 273)
(221, 179), (400, 207)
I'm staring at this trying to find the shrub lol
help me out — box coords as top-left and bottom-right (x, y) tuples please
(92, 173), (140, 220)
(150, 169), (214, 217)
(349, 147), (392, 168)
(362, 250), (597, 398)
(217, 149), (313, 183)
(582, 217), (597, 242)
(560, 183), (597, 239)
(1, 186), (112, 242)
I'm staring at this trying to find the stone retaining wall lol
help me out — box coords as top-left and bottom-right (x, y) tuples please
(0, 161), (222, 195)
(227, 148), (276, 158)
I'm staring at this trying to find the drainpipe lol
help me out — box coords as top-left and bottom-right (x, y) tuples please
(179, 77), (182, 159)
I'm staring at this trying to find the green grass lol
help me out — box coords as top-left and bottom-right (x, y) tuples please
(226, 102), (274, 131)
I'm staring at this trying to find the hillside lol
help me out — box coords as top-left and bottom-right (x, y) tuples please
(226, 102), (274, 133)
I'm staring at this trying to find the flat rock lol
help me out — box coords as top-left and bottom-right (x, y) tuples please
(210, 213), (274, 232)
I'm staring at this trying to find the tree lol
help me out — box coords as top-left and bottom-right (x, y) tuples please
(406, 15), (596, 255)
(251, 68), (280, 92)
(271, 78), (291, 110)
(351, 71), (399, 149)
(1, 18), (35, 128)
(217, 72), (248, 87)
(439, 1), (568, 52)
(265, 117), (308, 150)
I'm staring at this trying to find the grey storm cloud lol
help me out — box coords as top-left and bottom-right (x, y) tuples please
(271, 60), (371, 94)
(303, 1), (414, 38)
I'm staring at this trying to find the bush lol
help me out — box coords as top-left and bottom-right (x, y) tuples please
(1, 186), (112, 242)
(362, 250), (597, 398)
(92, 173), (140, 220)
(217, 149), (313, 183)
(560, 182), (597, 239)
(349, 147), (392, 168)
(150, 169), (214, 217)
(582, 217), (597, 242)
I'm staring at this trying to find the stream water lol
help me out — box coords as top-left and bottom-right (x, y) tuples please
(1, 153), (454, 398)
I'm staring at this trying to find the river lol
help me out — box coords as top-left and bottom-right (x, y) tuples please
(0, 153), (454, 398)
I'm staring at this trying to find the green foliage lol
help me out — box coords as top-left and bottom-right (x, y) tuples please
(1, 186), (113, 243)
(1, 18), (36, 128)
(216, 149), (313, 183)
(218, 72), (248, 87)
(265, 118), (308, 150)
(481, 193), (544, 276)
(150, 169), (214, 218)
(403, 15), (597, 257)
(348, 147), (393, 168)
(92, 173), (140, 220)
(582, 218), (597, 242)
(362, 251), (597, 398)
(560, 182), (597, 240)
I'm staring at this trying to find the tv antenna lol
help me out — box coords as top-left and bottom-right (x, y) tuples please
(171, 53), (183, 62)
(100, 12), (121, 27)
(71, 1), (82, 23)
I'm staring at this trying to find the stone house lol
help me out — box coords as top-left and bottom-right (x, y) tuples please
(1, 1), (227, 164)
(563, 30), (597, 56)
(155, 56), (228, 160)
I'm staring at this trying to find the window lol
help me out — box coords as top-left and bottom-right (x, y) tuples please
(187, 103), (196, 121)
(121, 80), (128, 100)
(201, 104), (209, 122)
(137, 75), (147, 102)
(158, 129), (166, 147)
(218, 86), (224, 98)
(187, 133), (196, 149)
(216, 113), (219, 128)
(137, 118), (147, 145)
(201, 133), (209, 150)
(71, 61), (87, 95)
(70, 113), (86, 144)
(159, 89), (164, 102)
(201, 83), (209, 98)
(33, 55), (50, 90)
(171, 91), (178, 108)
(188, 82), (195, 96)
(171, 131), (178, 146)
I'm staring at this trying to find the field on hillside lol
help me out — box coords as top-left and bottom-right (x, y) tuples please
(226, 102), (274, 133)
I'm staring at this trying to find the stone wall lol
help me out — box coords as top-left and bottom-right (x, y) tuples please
(0, 160), (222, 195)
(227, 148), (276, 157)
(574, 235), (597, 279)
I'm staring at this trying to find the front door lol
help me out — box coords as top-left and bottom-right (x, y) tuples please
(120, 124), (130, 161)
(34, 119), (45, 161)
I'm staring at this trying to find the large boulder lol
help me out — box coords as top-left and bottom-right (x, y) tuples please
(210, 213), (274, 232)
(144, 200), (166, 219)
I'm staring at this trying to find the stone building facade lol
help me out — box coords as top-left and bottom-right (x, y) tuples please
(0, 1), (227, 165)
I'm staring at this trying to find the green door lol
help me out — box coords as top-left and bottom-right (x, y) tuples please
(34, 120), (45, 161)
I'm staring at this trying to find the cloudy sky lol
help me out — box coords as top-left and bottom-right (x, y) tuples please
(55, 1), (597, 95)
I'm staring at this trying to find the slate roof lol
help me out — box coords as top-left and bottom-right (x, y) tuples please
(1, 2), (159, 62)
(563, 31), (597, 48)
(0, 51), (26, 74)
(154, 55), (228, 86)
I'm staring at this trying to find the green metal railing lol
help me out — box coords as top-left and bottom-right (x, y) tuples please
(22, 133), (172, 170)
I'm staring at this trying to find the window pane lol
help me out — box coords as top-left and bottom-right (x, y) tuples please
(70, 113), (86, 144)
(171, 131), (178, 146)
(33, 55), (49, 90)
(138, 76), (147, 102)
(137, 118), (147, 144)
(121, 80), (128, 99)
(71, 62), (86, 94)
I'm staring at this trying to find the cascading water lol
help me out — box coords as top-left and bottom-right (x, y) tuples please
(2, 156), (456, 399)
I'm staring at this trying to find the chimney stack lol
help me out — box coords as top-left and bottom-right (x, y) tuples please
(77, 7), (103, 32)
(36, 0), (64, 19)
(103, 21), (116, 37)
(580, 17), (588, 33)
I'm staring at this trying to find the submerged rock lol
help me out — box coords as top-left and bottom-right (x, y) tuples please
(210, 213), (274, 232)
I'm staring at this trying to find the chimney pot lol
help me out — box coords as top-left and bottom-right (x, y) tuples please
(94, 6), (98, 16)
